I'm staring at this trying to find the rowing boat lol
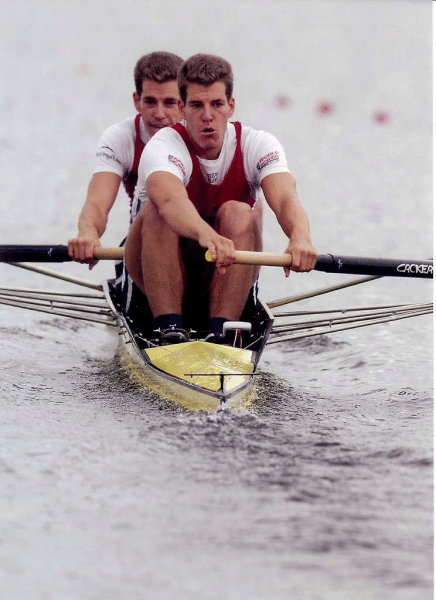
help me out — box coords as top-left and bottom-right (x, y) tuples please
(0, 245), (432, 411)
(103, 279), (273, 411)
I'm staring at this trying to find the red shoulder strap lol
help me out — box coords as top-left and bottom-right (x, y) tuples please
(132, 114), (146, 172)
(172, 122), (195, 155)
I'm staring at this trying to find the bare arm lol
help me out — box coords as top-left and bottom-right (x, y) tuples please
(68, 172), (121, 267)
(146, 171), (235, 274)
(261, 172), (318, 274)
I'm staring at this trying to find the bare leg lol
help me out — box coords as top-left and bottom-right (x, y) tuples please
(124, 201), (184, 317)
(209, 200), (263, 320)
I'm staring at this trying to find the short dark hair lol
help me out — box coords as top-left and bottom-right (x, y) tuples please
(134, 51), (184, 94)
(178, 54), (233, 104)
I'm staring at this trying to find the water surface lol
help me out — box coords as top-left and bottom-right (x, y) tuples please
(0, 1), (432, 599)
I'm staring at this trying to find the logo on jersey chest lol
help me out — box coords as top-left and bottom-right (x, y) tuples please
(207, 172), (219, 184)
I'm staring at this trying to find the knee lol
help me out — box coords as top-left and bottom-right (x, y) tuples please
(138, 200), (179, 242)
(126, 212), (144, 249)
(139, 200), (161, 228)
(215, 201), (255, 238)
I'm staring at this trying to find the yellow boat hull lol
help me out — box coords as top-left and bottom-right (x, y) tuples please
(120, 339), (257, 412)
(104, 280), (273, 411)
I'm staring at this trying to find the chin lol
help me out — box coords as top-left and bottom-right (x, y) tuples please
(149, 125), (166, 136)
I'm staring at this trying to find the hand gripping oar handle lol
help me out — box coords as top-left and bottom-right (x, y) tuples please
(205, 250), (433, 279)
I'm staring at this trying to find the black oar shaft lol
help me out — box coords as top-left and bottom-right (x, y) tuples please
(0, 245), (124, 263)
(0, 245), (71, 262)
(315, 254), (433, 279)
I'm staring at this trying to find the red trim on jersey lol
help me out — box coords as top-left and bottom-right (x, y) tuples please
(172, 121), (255, 220)
(123, 114), (146, 204)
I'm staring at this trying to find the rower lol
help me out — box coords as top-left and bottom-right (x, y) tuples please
(68, 51), (184, 333)
(124, 53), (319, 345)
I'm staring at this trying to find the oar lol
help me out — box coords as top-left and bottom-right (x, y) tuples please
(0, 245), (122, 290)
(266, 275), (381, 309)
(1, 245), (432, 279)
(206, 250), (433, 279)
(0, 245), (124, 262)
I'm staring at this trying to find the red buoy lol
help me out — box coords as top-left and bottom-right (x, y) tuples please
(274, 95), (291, 109)
(318, 101), (334, 115)
(373, 111), (390, 124)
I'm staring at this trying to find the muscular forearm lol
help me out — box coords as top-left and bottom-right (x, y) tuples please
(68, 172), (121, 265)
(157, 195), (212, 242)
(147, 171), (213, 243)
(262, 172), (318, 272)
(276, 197), (313, 244)
(77, 173), (121, 238)
(77, 202), (109, 239)
(271, 175), (310, 241)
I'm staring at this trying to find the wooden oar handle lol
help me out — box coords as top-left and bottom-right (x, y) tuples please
(93, 246), (124, 260)
(99, 248), (291, 264)
(235, 250), (292, 266)
(205, 249), (293, 267)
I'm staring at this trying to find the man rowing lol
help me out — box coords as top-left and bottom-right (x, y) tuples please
(68, 51), (183, 266)
(125, 53), (318, 344)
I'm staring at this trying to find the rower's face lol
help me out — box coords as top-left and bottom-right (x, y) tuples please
(133, 79), (182, 137)
(181, 81), (235, 160)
